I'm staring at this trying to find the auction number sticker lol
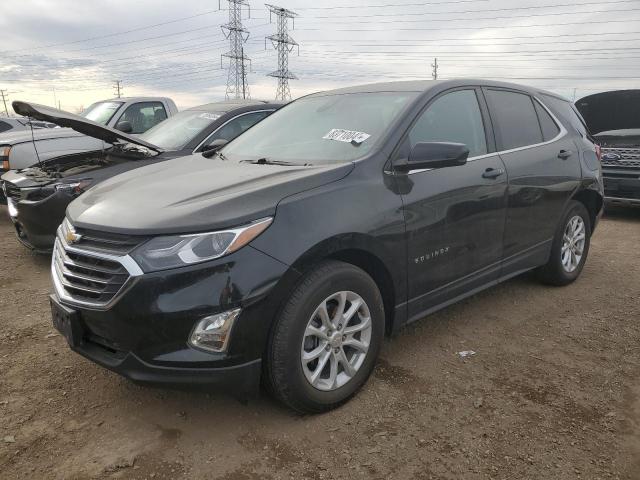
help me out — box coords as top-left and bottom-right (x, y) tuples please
(323, 129), (371, 144)
(199, 113), (221, 120)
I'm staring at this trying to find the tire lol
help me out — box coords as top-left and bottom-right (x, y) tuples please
(537, 200), (591, 286)
(265, 260), (385, 413)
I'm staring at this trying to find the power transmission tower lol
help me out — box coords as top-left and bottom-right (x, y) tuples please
(265, 4), (298, 101)
(431, 58), (438, 80)
(220, 0), (251, 99)
(0, 90), (9, 116)
(114, 80), (123, 98)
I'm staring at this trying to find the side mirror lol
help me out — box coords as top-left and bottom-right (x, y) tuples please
(395, 142), (469, 172)
(115, 121), (133, 133)
(201, 139), (228, 158)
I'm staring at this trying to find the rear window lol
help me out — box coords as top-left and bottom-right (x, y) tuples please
(542, 94), (589, 138)
(486, 89), (543, 150)
(534, 100), (560, 141)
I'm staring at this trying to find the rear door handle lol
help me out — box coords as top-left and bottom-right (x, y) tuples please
(558, 150), (573, 160)
(482, 167), (505, 179)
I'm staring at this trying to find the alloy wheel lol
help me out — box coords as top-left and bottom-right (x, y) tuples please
(301, 291), (372, 391)
(561, 215), (586, 273)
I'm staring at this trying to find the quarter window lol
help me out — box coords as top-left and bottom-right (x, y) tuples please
(408, 90), (488, 158)
(118, 102), (167, 134)
(486, 90), (543, 150)
(203, 111), (270, 146)
(0, 121), (11, 134)
(534, 100), (560, 141)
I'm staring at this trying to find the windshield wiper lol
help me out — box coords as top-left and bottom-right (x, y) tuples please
(241, 158), (311, 166)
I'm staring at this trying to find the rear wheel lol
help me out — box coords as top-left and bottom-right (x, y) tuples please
(537, 200), (591, 286)
(265, 260), (384, 413)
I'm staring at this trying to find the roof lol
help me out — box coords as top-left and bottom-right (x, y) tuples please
(184, 99), (285, 113)
(305, 79), (567, 102)
(103, 97), (175, 103)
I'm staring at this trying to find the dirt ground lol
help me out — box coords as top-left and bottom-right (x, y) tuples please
(1, 205), (639, 480)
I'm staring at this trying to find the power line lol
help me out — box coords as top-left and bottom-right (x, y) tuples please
(265, 4), (299, 101)
(221, 0), (252, 99)
(306, 0), (639, 19)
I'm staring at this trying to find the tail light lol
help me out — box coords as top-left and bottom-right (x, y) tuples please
(594, 144), (602, 162)
(0, 146), (11, 170)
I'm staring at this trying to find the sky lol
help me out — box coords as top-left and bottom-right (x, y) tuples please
(1, 0), (639, 114)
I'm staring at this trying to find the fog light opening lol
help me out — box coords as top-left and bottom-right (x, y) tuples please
(189, 308), (241, 353)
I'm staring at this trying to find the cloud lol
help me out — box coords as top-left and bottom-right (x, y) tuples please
(1, 0), (639, 112)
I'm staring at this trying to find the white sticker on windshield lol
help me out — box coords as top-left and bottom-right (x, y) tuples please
(323, 129), (371, 144)
(199, 113), (221, 121)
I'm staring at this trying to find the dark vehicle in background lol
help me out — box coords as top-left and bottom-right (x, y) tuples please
(49, 80), (602, 413)
(0, 97), (178, 175)
(576, 90), (640, 207)
(1, 100), (281, 251)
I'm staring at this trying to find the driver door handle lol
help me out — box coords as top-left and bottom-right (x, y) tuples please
(482, 167), (505, 179)
(558, 150), (573, 160)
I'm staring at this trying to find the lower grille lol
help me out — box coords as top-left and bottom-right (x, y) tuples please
(52, 220), (142, 308)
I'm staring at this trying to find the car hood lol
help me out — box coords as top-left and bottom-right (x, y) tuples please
(576, 90), (640, 135)
(68, 154), (354, 235)
(11, 101), (162, 153)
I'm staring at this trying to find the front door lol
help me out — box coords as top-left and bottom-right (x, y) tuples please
(391, 88), (508, 322)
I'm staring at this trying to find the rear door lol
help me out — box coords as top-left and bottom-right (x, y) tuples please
(393, 88), (508, 321)
(484, 88), (581, 274)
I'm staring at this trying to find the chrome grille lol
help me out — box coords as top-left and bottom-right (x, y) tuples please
(601, 147), (640, 168)
(72, 227), (146, 256)
(52, 219), (142, 308)
(3, 181), (21, 201)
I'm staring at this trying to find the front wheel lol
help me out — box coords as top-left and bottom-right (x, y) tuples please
(265, 260), (385, 413)
(537, 200), (591, 286)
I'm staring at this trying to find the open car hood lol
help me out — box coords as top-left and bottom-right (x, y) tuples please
(11, 101), (163, 153)
(575, 90), (640, 136)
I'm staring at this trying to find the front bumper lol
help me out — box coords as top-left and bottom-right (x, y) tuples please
(51, 240), (293, 392)
(9, 189), (71, 251)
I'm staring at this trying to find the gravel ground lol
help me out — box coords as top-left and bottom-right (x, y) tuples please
(0, 205), (639, 480)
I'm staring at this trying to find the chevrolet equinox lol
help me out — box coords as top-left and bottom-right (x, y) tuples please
(49, 80), (603, 413)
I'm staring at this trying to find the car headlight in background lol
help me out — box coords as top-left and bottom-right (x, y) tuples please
(54, 178), (92, 195)
(0, 146), (11, 170)
(132, 217), (273, 271)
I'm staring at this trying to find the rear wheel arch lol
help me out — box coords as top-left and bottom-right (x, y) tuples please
(571, 188), (603, 233)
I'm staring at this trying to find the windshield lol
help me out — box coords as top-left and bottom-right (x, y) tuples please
(139, 110), (223, 150)
(81, 101), (123, 125)
(221, 92), (418, 164)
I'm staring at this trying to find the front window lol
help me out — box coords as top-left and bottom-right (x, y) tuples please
(81, 101), (123, 125)
(221, 92), (418, 165)
(117, 102), (167, 134)
(140, 110), (225, 150)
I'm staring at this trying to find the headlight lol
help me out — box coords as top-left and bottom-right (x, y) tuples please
(54, 178), (92, 195)
(131, 217), (273, 272)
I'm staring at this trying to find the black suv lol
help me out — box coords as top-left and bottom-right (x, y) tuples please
(49, 80), (603, 413)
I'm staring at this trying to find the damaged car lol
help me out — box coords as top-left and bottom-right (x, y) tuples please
(576, 89), (640, 207)
(1, 100), (281, 251)
(48, 80), (603, 413)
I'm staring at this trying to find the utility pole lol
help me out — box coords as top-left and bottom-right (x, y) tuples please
(431, 58), (438, 80)
(265, 4), (299, 101)
(0, 90), (8, 117)
(220, 0), (251, 99)
(114, 80), (123, 98)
